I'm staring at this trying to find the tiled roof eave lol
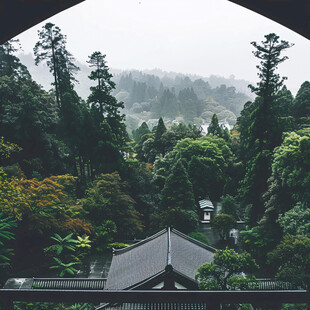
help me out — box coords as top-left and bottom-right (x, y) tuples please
(113, 229), (167, 255)
(171, 229), (217, 253)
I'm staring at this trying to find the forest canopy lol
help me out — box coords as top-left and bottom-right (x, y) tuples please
(0, 28), (309, 308)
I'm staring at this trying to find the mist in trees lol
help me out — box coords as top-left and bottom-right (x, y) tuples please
(0, 28), (310, 295)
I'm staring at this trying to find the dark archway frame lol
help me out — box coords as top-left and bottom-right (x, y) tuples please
(0, 1), (310, 308)
(0, 0), (310, 45)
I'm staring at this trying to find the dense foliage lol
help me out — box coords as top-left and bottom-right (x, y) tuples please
(0, 29), (309, 303)
(196, 247), (259, 290)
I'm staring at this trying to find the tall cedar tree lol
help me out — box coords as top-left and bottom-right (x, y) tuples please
(161, 159), (195, 211)
(87, 51), (127, 148)
(248, 33), (293, 152)
(133, 122), (150, 143)
(154, 117), (167, 155)
(34, 23), (79, 108)
(87, 51), (124, 120)
(86, 52), (128, 174)
(239, 33), (293, 224)
(160, 160), (198, 232)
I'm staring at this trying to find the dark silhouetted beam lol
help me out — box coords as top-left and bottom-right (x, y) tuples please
(0, 289), (310, 304)
(0, 0), (85, 44)
(1, 1), (310, 45)
(228, 0), (310, 40)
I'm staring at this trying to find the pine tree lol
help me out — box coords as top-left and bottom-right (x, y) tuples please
(133, 122), (150, 143)
(87, 51), (124, 120)
(161, 159), (196, 211)
(248, 33), (293, 152)
(160, 159), (198, 232)
(239, 33), (293, 224)
(208, 114), (224, 138)
(153, 117), (167, 156)
(34, 23), (79, 108)
(86, 52), (127, 175)
(154, 117), (166, 142)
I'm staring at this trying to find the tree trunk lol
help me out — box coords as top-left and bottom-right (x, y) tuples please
(50, 27), (60, 109)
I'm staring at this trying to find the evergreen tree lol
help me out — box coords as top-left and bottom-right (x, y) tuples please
(188, 155), (210, 202)
(0, 76), (63, 176)
(160, 160), (198, 233)
(273, 86), (294, 135)
(208, 114), (224, 138)
(293, 81), (310, 128)
(178, 88), (199, 122)
(87, 51), (124, 120)
(86, 51), (128, 175)
(248, 33), (293, 152)
(154, 117), (166, 138)
(0, 39), (30, 80)
(133, 122), (150, 143)
(159, 89), (179, 119)
(34, 23), (79, 108)
(236, 101), (257, 161)
(161, 160), (194, 206)
(57, 91), (85, 177)
(154, 117), (167, 155)
(239, 33), (293, 224)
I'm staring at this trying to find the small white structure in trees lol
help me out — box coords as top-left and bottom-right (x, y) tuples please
(199, 198), (222, 223)
(199, 198), (215, 223)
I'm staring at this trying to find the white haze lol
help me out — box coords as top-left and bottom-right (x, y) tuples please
(15, 0), (310, 96)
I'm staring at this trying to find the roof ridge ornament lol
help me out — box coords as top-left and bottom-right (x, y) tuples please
(167, 227), (172, 268)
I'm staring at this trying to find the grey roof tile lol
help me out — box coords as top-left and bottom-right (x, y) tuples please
(170, 230), (215, 280)
(106, 228), (216, 290)
(106, 230), (168, 290)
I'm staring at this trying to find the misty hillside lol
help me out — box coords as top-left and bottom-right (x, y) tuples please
(18, 53), (251, 132)
(113, 71), (251, 132)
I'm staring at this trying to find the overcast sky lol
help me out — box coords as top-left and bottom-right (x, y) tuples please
(15, 0), (310, 95)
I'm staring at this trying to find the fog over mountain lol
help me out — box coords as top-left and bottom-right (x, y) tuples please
(19, 53), (251, 132)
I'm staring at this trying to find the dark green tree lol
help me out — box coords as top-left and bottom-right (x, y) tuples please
(211, 214), (236, 241)
(0, 39), (30, 79)
(158, 89), (179, 119)
(293, 81), (310, 128)
(153, 117), (167, 156)
(160, 159), (198, 233)
(57, 91), (85, 177)
(86, 52), (128, 175)
(133, 122), (150, 143)
(248, 33), (293, 152)
(208, 114), (224, 138)
(236, 100), (257, 161)
(87, 51), (124, 120)
(267, 234), (310, 289)
(188, 155), (211, 202)
(157, 135), (234, 201)
(80, 172), (143, 236)
(196, 247), (259, 290)
(154, 117), (166, 142)
(278, 202), (310, 237)
(238, 33), (293, 224)
(220, 194), (239, 218)
(178, 88), (199, 122)
(34, 23), (79, 108)
(0, 75), (63, 176)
